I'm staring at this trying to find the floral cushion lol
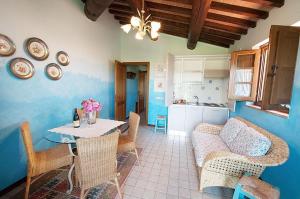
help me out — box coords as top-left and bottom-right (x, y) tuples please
(228, 127), (272, 156)
(219, 118), (247, 146)
(192, 131), (230, 167)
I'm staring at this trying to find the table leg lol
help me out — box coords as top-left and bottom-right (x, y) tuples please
(66, 163), (75, 194)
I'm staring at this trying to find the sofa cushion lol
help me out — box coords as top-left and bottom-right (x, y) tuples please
(228, 127), (272, 156)
(192, 131), (230, 167)
(220, 118), (247, 146)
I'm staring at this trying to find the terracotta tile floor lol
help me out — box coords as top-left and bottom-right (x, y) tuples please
(117, 125), (234, 199)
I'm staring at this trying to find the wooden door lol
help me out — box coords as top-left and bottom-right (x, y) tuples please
(138, 71), (146, 113)
(228, 50), (260, 101)
(114, 60), (126, 121)
(262, 26), (300, 109)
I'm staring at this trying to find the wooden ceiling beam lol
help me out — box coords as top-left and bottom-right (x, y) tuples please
(112, 0), (129, 6)
(242, 0), (284, 8)
(205, 20), (248, 35)
(199, 38), (230, 48)
(116, 16), (189, 33)
(82, 0), (114, 21)
(187, 0), (213, 50)
(109, 4), (132, 12)
(126, 0), (143, 13)
(206, 18), (249, 30)
(150, 10), (190, 24)
(145, 0), (192, 9)
(146, 2), (191, 17)
(119, 20), (188, 38)
(207, 12), (256, 28)
(200, 33), (234, 45)
(202, 27), (241, 40)
(210, 1), (269, 19)
(149, 8), (191, 18)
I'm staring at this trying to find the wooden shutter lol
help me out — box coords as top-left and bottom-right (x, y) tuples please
(228, 50), (260, 101)
(262, 26), (300, 110)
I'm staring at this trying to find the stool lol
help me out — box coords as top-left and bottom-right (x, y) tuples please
(233, 174), (280, 199)
(155, 115), (167, 134)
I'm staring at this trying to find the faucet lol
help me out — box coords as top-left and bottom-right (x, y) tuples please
(193, 96), (199, 105)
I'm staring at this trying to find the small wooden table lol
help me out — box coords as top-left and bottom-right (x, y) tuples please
(47, 119), (126, 194)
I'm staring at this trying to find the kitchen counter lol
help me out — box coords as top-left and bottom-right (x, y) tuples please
(168, 104), (229, 134)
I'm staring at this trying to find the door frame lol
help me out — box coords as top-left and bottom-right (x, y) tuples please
(123, 61), (150, 125)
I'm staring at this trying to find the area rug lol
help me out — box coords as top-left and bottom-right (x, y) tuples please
(8, 148), (142, 199)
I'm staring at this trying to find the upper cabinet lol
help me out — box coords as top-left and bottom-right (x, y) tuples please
(204, 56), (230, 78)
(228, 50), (260, 101)
(182, 58), (205, 83)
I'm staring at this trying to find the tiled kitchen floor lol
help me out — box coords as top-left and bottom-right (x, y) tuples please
(117, 125), (234, 199)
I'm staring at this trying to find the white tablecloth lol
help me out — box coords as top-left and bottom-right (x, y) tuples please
(48, 119), (126, 138)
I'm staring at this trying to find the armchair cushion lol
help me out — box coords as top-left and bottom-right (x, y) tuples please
(228, 127), (272, 156)
(192, 132), (230, 167)
(220, 118), (247, 146)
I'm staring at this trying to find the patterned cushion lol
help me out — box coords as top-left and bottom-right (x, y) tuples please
(192, 131), (230, 167)
(220, 118), (247, 146)
(228, 127), (272, 156)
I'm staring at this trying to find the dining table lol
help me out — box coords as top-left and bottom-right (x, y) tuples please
(46, 118), (126, 194)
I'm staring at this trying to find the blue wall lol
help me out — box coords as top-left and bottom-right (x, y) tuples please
(148, 80), (168, 125)
(0, 65), (114, 190)
(126, 67), (138, 118)
(230, 48), (300, 198)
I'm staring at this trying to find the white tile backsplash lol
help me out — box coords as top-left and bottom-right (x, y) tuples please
(174, 78), (229, 104)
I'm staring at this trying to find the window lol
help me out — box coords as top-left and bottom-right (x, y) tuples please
(261, 26), (300, 114)
(228, 50), (260, 101)
(229, 25), (300, 116)
(254, 43), (269, 106)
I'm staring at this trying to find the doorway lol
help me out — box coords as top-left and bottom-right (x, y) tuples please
(114, 61), (150, 125)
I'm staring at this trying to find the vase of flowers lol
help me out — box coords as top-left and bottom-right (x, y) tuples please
(81, 98), (103, 124)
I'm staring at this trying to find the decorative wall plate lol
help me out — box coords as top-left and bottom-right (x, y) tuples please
(9, 58), (35, 79)
(26, 37), (49, 60)
(0, 33), (16, 56)
(56, 51), (70, 66)
(45, 63), (62, 80)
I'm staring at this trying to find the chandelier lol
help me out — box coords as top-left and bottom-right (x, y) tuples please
(120, 0), (161, 40)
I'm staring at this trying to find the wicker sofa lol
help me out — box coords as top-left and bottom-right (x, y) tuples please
(191, 117), (289, 191)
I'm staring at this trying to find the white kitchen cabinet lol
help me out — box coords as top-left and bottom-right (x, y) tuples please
(168, 105), (186, 132)
(185, 105), (203, 133)
(202, 107), (229, 125)
(168, 104), (229, 134)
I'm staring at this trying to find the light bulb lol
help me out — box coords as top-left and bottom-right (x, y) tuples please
(135, 31), (145, 40)
(151, 30), (159, 39)
(121, 24), (131, 33)
(151, 21), (161, 32)
(131, 16), (141, 28)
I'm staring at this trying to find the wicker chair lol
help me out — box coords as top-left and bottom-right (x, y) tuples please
(195, 117), (289, 191)
(117, 112), (140, 164)
(20, 122), (73, 199)
(74, 130), (122, 199)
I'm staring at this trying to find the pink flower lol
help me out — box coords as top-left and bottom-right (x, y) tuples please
(81, 98), (103, 113)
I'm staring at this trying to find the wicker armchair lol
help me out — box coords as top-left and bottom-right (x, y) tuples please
(117, 112), (140, 164)
(75, 130), (122, 199)
(195, 117), (289, 191)
(20, 122), (73, 199)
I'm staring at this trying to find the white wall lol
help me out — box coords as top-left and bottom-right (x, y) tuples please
(231, 0), (300, 50)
